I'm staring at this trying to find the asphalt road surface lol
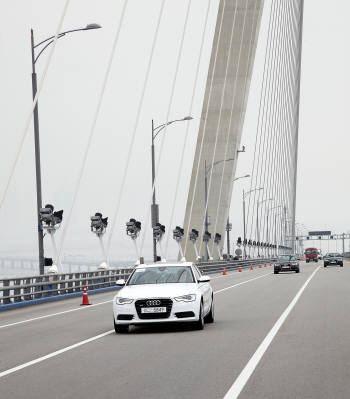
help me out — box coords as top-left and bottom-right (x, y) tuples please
(1, 261), (349, 399)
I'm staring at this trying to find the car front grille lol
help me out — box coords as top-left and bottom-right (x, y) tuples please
(135, 298), (173, 319)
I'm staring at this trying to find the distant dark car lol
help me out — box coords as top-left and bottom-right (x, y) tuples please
(323, 253), (343, 267)
(274, 255), (300, 274)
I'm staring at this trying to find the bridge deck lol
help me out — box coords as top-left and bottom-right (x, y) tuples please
(0, 262), (349, 398)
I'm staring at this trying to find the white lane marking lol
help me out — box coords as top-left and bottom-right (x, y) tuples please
(0, 300), (113, 330)
(0, 330), (114, 378)
(0, 271), (273, 378)
(223, 265), (321, 399)
(214, 273), (271, 294)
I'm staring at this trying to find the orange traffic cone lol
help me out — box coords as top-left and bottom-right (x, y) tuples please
(238, 267), (242, 272)
(264, 263), (266, 267)
(259, 264), (262, 268)
(80, 286), (91, 306)
(270, 263), (272, 266)
(223, 268), (227, 275)
(250, 265), (253, 271)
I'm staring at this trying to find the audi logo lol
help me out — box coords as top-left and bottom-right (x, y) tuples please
(146, 300), (161, 306)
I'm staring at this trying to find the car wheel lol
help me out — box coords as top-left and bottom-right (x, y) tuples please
(114, 320), (129, 334)
(306, 260), (309, 263)
(204, 297), (214, 324)
(274, 270), (279, 274)
(194, 301), (205, 330)
(324, 263), (327, 267)
(315, 259), (318, 263)
(340, 263), (343, 267)
(296, 268), (300, 273)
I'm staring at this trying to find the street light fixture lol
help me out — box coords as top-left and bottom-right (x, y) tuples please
(30, 24), (102, 275)
(151, 116), (193, 262)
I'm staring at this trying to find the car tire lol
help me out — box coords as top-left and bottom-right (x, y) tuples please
(274, 270), (279, 274)
(315, 259), (318, 263)
(324, 263), (328, 267)
(204, 298), (214, 324)
(114, 320), (129, 334)
(194, 301), (205, 330)
(306, 260), (309, 263)
(296, 268), (300, 273)
(340, 263), (343, 267)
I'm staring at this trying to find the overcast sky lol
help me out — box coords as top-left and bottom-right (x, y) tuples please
(0, 0), (349, 263)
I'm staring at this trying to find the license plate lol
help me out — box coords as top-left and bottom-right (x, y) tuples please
(282, 266), (290, 269)
(141, 307), (166, 313)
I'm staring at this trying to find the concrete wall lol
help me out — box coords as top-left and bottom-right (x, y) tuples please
(183, 0), (264, 261)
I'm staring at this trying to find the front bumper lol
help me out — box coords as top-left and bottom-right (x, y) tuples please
(113, 297), (200, 325)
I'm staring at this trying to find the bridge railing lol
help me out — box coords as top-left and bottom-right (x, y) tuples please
(0, 258), (274, 307)
(0, 269), (132, 306)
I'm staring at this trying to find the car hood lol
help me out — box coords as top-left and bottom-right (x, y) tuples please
(117, 283), (198, 299)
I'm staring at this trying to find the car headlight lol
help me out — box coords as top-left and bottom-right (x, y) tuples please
(115, 297), (134, 305)
(174, 294), (196, 302)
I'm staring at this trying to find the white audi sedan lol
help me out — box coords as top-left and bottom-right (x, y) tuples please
(112, 262), (214, 333)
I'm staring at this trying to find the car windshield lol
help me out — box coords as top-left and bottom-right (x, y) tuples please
(327, 253), (341, 257)
(127, 266), (195, 285)
(305, 249), (317, 254)
(278, 255), (296, 261)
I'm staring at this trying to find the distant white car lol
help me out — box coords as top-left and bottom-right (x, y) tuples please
(112, 262), (214, 333)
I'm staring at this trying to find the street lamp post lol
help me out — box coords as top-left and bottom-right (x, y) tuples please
(30, 23), (101, 274)
(268, 204), (283, 257)
(151, 116), (193, 262)
(203, 157), (235, 260)
(242, 187), (263, 258)
(256, 198), (273, 257)
(226, 174), (250, 258)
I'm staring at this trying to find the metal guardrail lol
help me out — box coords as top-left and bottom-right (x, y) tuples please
(197, 258), (274, 275)
(0, 269), (132, 306)
(0, 258), (274, 307)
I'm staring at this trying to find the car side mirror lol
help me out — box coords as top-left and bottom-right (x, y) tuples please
(198, 275), (210, 283)
(116, 279), (126, 286)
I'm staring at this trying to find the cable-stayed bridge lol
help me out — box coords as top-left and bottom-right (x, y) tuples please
(1, 1), (350, 398)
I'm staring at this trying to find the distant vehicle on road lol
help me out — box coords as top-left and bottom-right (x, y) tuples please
(274, 255), (300, 274)
(305, 247), (319, 263)
(113, 262), (214, 333)
(323, 253), (343, 267)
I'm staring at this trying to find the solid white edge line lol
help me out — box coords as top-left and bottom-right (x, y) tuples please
(0, 300), (113, 330)
(0, 330), (114, 378)
(0, 270), (273, 378)
(223, 265), (321, 399)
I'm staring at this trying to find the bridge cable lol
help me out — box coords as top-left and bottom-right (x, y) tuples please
(245, 0), (280, 255)
(210, 0), (250, 255)
(57, 0), (128, 263)
(0, 0), (71, 213)
(222, 0), (262, 256)
(197, 0), (241, 257)
(163, 0), (212, 259)
(183, 0), (227, 256)
(139, 0), (193, 257)
(105, 0), (166, 258)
